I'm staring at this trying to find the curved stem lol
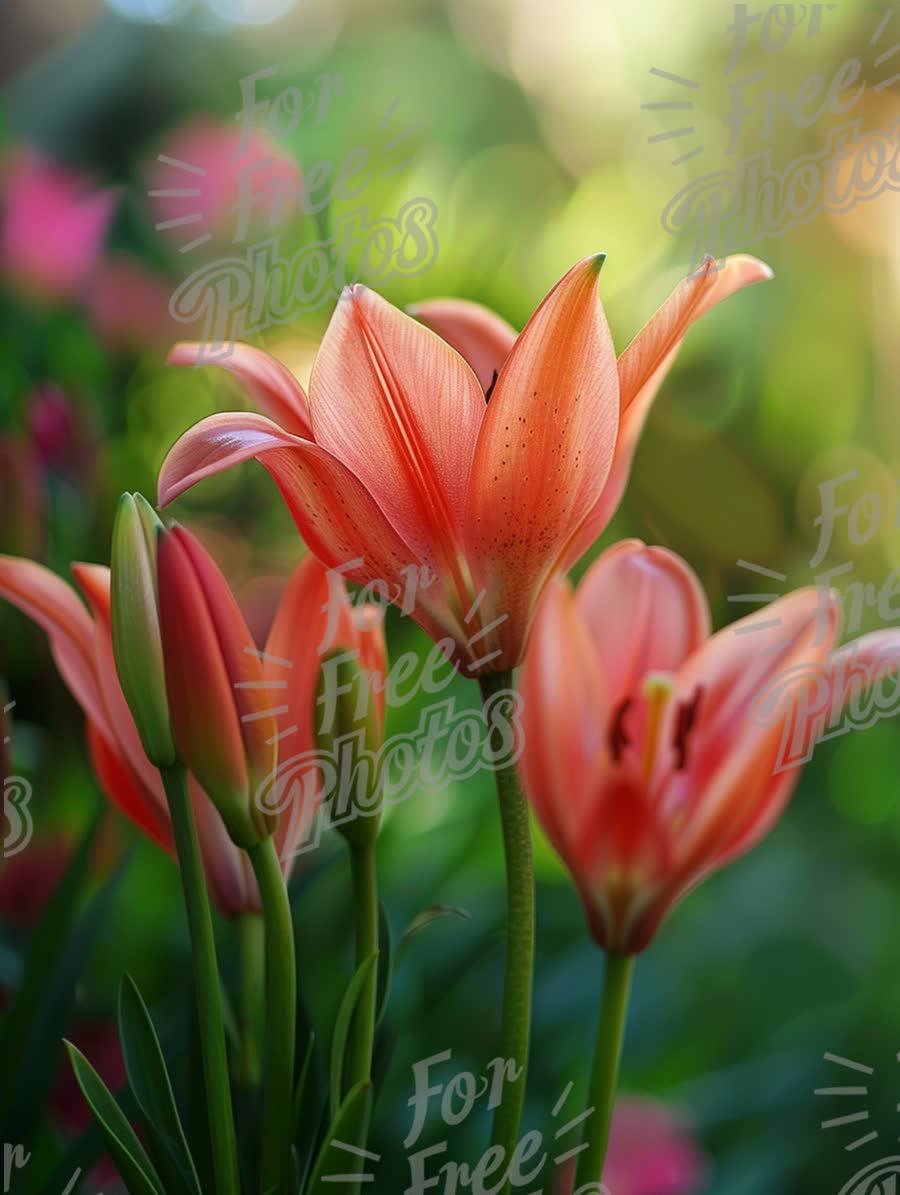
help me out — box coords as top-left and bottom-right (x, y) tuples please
(249, 834), (297, 1195)
(159, 766), (240, 1195)
(236, 911), (265, 1087)
(575, 952), (635, 1188)
(479, 671), (534, 1173)
(349, 841), (379, 1088)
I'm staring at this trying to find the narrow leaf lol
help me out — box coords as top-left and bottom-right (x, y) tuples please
(64, 1041), (164, 1195)
(329, 954), (377, 1123)
(306, 1080), (373, 1195)
(375, 903), (393, 1029)
(118, 976), (202, 1195)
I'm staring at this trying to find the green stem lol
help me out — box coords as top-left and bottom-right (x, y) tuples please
(349, 841), (379, 1088)
(249, 834), (297, 1195)
(159, 766), (240, 1195)
(575, 952), (636, 1188)
(236, 911), (265, 1087)
(479, 671), (534, 1171)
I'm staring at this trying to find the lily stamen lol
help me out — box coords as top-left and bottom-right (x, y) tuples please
(642, 674), (674, 785)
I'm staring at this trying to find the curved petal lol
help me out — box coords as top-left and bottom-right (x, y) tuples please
(466, 256), (620, 666)
(563, 255), (773, 567)
(408, 297), (517, 394)
(168, 341), (313, 438)
(171, 526), (276, 792)
(158, 412), (464, 653)
(0, 555), (107, 733)
(519, 576), (610, 862)
(157, 528), (250, 812)
(574, 540), (711, 711)
(309, 285), (485, 576)
(263, 555), (390, 871)
(86, 721), (173, 852)
(669, 586), (841, 873)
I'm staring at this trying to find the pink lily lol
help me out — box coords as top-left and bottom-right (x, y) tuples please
(519, 539), (899, 953)
(158, 254), (771, 675)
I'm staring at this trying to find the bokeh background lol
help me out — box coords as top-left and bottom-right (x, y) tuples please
(2, 0), (900, 1191)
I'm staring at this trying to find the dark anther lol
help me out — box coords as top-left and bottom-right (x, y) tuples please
(485, 369), (499, 402)
(608, 697), (633, 762)
(672, 685), (704, 771)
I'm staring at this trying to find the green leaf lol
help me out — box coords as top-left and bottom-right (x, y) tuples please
(375, 903), (393, 1029)
(306, 1080), (373, 1195)
(118, 976), (202, 1195)
(64, 1041), (164, 1195)
(329, 954), (377, 1123)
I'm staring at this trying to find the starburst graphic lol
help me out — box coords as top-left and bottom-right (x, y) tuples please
(148, 93), (421, 257)
(323, 1139), (381, 1184)
(644, 7), (897, 174)
(642, 68), (704, 167)
(239, 647), (296, 746)
(149, 155), (212, 254)
(815, 1052), (880, 1152)
(463, 589), (508, 673)
(871, 10), (900, 92)
(549, 1080), (597, 1169)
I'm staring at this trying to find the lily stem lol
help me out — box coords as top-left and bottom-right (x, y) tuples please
(249, 834), (297, 1195)
(574, 952), (635, 1188)
(236, 911), (265, 1087)
(479, 670), (534, 1173)
(159, 765), (240, 1195)
(349, 841), (379, 1089)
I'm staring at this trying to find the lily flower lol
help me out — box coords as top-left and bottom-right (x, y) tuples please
(0, 549), (381, 913)
(518, 539), (900, 954)
(158, 254), (771, 675)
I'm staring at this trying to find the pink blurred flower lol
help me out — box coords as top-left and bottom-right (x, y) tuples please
(0, 149), (119, 300)
(146, 117), (302, 248)
(25, 384), (96, 481)
(556, 1097), (706, 1195)
(83, 253), (176, 352)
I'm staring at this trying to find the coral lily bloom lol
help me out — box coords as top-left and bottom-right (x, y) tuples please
(159, 255), (771, 675)
(0, 551), (382, 914)
(519, 540), (898, 954)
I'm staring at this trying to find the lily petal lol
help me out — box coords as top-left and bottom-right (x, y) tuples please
(0, 555), (107, 734)
(466, 255), (619, 664)
(172, 526), (277, 792)
(574, 540), (711, 711)
(671, 587), (841, 870)
(264, 556), (327, 867)
(158, 412), (460, 650)
(519, 576), (609, 860)
(409, 297), (517, 394)
(564, 255), (773, 567)
(310, 285), (486, 573)
(86, 721), (173, 852)
(168, 341), (313, 438)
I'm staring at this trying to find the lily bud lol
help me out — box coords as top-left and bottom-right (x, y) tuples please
(110, 493), (176, 769)
(315, 643), (384, 847)
(157, 524), (277, 849)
